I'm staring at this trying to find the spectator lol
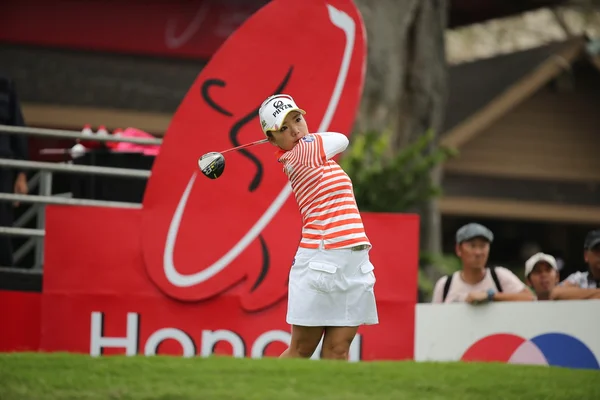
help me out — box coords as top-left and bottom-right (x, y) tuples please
(524, 252), (559, 301)
(432, 223), (534, 304)
(550, 229), (600, 300)
(0, 74), (28, 267)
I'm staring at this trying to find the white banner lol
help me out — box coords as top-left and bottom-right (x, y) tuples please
(415, 300), (600, 370)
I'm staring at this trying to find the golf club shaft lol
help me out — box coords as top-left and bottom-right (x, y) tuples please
(220, 138), (269, 154)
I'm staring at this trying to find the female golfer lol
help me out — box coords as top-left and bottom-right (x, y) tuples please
(258, 94), (378, 360)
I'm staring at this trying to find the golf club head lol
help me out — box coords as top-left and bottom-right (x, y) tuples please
(198, 152), (225, 179)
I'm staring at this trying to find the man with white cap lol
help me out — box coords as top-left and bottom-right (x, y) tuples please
(550, 229), (600, 300)
(524, 252), (559, 301)
(432, 223), (534, 304)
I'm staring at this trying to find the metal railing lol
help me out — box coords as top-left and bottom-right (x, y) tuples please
(0, 158), (151, 178)
(0, 125), (162, 145)
(0, 124), (161, 272)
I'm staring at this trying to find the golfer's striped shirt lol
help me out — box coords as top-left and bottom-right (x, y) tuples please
(277, 132), (371, 250)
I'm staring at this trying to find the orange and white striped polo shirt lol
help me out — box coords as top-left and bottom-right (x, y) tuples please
(276, 132), (371, 250)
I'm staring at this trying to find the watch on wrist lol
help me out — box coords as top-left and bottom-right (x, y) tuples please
(487, 289), (496, 302)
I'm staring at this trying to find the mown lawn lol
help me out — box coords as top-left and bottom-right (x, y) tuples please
(0, 353), (598, 400)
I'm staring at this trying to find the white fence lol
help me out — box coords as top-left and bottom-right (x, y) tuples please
(415, 300), (600, 370)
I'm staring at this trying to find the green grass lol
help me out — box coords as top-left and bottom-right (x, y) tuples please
(0, 353), (598, 400)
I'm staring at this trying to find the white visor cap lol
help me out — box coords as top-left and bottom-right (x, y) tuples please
(258, 94), (305, 135)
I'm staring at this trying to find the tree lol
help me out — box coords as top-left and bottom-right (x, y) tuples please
(339, 128), (457, 301)
(339, 129), (455, 213)
(352, 0), (449, 280)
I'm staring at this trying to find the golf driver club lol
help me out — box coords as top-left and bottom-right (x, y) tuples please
(198, 138), (269, 179)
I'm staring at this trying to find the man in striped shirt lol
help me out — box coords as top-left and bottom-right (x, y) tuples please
(258, 94), (378, 361)
(550, 229), (600, 300)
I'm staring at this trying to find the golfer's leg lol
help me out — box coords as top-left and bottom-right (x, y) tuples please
(320, 326), (359, 360)
(280, 325), (324, 359)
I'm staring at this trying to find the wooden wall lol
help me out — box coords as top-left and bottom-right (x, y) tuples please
(443, 74), (600, 184)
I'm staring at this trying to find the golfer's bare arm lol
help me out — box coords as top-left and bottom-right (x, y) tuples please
(318, 132), (349, 160)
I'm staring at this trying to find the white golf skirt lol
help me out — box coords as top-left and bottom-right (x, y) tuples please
(286, 245), (379, 327)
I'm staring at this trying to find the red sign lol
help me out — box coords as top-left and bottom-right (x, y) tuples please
(0, 290), (41, 352)
(141, 0), (368, 310)
(1, 0), (268, 60)
(3, 0), (420, 361)
(41, 206), (418, 360)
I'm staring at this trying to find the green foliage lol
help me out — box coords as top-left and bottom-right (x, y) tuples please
(420, 251), (463, 276)
(418, 251), (463, 300)
(339, 128), (457, 213)
(339, 129), (458, 302)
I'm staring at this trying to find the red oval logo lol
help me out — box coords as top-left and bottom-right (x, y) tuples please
(141, 0), (366, 311)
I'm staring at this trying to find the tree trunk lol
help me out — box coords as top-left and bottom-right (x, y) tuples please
(354, 0), (448, 276)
